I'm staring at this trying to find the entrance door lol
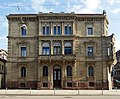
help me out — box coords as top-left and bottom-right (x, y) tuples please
(53, 69), (61, 88)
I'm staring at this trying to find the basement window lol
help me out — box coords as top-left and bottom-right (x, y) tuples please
(43, 83), (48, 87)
(89, 82), (94, 87)
(67, 82), (72, 87)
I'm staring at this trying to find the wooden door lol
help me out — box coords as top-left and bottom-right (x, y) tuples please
(53, 69), (61, 88)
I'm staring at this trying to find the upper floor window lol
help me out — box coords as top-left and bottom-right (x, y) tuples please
(65, 25), (72, 35)
(53, 42), (61, 55)
(67, 66), (72, 76)
(87, 45), (93, 57)
(42, 25), (50, 35)
(21, 24), (27, 36)
(21, 46), (27, 57)
(88, 66), (94, 77)
(86, 24), (93, 35)
(21, 67), (26, 77)
(54, 25), (61, 35)
(64, 42), (72, 54)
(42, 42), (50, 55)
(43, 66), (48, 76)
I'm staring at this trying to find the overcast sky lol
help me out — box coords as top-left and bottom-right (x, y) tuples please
(0, 0), (120, 51)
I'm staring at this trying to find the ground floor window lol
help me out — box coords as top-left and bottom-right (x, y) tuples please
(20, 83), (25, 87)
(89, 82), (94, 87)
(67, 82), (72, 87)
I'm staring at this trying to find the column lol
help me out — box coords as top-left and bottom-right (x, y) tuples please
(39, 41), (42, 55)
(61, 22), (64, 35)
(39, 20), (42, 35)
(51, 40), (53, 55)
(62, 40), (64, 55)
(50, 22), (53, 35)
(72, 22), (75, 35)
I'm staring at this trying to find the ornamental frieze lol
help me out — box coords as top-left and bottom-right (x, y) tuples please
(39, 16), (75, 20)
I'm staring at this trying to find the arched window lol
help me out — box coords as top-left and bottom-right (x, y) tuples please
(43, 66), (48, 76)
(21, 67), (26, 77)
(64, 42), (72, 54)
(53, 42), (61, 55)
(88, 66), (94, 77)
(21, 24), (27, 36)
(42, 42), (50, 55)
(67, 66), (72, 76)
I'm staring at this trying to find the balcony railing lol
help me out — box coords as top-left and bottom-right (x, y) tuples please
(39, 54), (76, 60)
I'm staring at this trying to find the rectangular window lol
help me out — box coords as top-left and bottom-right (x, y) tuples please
(89, 82), (94, 87)
(20, 83), (25, 87)
(64, 26), (72, 35)
(65, 26), (67, 34)
(54, 26), (56, 35)
(54, 47), (61, 55)
(43, 83), (48, 87)
(42, 26), (50, 35)
(87, 46), (93, 57)
(87, 27), (93, 35)
(53, 25), (61, 35)
(58, 26), (61, 35)
(43, 26), (45, 35)
(46, 26), (50, 35)
(43, 47), (50, 55)
(67, 82), (72, 87)
(21, 47), (26, 57)
(65, 47), (72, 54)
(69, 26), (72, 34)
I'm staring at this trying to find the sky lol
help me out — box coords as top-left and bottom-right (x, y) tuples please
(0, 0), (120, 52)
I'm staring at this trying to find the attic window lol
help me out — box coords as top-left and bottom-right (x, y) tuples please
(21, 24), (27, 36)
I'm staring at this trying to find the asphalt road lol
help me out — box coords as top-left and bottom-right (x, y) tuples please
(0, 96), (120, 99)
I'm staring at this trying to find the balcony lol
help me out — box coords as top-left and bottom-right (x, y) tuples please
(39, 54), (76, 60)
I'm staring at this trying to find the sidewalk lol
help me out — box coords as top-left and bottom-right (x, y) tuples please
(0, 89), (120, 96)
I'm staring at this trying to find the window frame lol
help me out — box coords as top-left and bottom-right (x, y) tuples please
(43, 66), (48, 76)
(64, 25), (72, 35)
(67, 66), (72, 76)
(53, 25), (61, 35)
(87, 45), (93, 57)
(21, 67), (26, 77)
(42, 42), (50, 55)
(21, 24), (27, 36)
(53, 42), (61, 55)
(86, 24), (93, 36)
(64, 42), (72, 55)
(42, 25), (50, 35)
(21, 46), (27, 57)
(88, 66), (94, 77)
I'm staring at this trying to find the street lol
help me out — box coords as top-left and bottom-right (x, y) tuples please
(0, 96), (120, 99)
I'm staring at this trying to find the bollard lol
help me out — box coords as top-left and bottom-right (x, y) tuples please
(5, 87), (7, 95)
(30, 88), (31, 95)
(116, 87), (117, 92)
(54, 88), (55, 95)
(78, 89), (80, 95)
(102, 88), (103, 95)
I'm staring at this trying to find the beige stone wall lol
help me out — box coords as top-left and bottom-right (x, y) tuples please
(6, 13), (115, 89)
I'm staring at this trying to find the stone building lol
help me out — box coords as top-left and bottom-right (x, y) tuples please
(0, 49), (7, 88)
(112, 50), (120, 88)
(6, 11), (116, 90)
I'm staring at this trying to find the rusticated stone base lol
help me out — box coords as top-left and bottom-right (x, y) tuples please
(6, 80), (108, 90)
(6, 81), (37, 89)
